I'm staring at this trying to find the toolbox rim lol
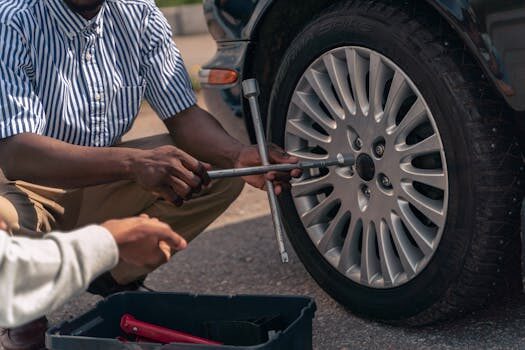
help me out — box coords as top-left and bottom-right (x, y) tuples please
(46, 292), (317, 350)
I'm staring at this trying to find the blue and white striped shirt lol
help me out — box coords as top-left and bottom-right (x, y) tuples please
(0, 0), (196, 147)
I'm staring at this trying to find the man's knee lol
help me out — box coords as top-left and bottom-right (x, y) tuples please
(0, 184), (42, 235)
(0, 196), (21, 233)
(213, 177), (245, 206)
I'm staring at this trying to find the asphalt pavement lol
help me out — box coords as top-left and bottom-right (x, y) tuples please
(48, 34), (525, 349)
(49, 184), (525, 349)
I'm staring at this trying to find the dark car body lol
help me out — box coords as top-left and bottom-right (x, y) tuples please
(200, 0), (525, 144)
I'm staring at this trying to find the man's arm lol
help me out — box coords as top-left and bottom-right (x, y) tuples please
(0, 133), (135, 187)
(164, 106), (244, 169)
(165, 106), (302, 194)
(0, 133), (210, 203)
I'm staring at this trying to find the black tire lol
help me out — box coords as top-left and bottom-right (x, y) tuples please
(268, 0), (524, 325)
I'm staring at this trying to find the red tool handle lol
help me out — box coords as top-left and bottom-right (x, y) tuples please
(120, 314), (223, 346)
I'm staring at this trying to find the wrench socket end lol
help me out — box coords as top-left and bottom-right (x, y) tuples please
(242, 79), (259, 98)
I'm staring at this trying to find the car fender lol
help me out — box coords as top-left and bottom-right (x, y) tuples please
(240, 0), (525, 111)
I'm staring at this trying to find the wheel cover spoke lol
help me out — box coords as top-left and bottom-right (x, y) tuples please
(346, 48), (369, 116)
(292, 173), (332, 197)
(287, 119), (331, 147)
(305, 69), (345, 120)
(360, 221), (380, 285)
(285, 46), (449, 288)
(397, 134), (442, 161)
(301, 193), (340, 227)
(323, 53), (356, 116)
(368, 52), (390, 121)
(338, 216), (362, 274)
(400, 164), (447, 190)
(384, 70), (411, 127)
(317, 209), (349, 254)
(377, 219), (403, 285)
(291, 91), (336, 130)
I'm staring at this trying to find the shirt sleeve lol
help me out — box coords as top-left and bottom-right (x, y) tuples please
(141, 5), (197, 120)
(0, 226), (119, 328)
(0, 22), (46, 139)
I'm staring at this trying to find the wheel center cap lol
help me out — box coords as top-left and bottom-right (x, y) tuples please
(356, 154), (375, 181)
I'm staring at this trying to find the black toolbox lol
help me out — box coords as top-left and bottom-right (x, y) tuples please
(46, 292), (316, 350)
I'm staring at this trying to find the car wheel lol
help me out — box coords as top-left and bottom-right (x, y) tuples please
(268, 0), (523, 325)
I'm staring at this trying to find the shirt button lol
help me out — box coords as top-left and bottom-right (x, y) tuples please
(85, 53), (93, 61)
(95, 93), (102, 101)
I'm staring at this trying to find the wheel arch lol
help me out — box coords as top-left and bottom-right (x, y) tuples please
(241, 0), (521, 142)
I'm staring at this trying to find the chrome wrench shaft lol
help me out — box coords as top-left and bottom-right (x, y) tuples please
(242, 79), (289, 263)
(208, 154), (354, 180)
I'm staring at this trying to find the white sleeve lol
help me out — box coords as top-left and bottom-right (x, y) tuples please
(0, 225), (119, 328)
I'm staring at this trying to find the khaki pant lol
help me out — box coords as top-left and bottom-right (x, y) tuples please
(0, 134), (244, 284)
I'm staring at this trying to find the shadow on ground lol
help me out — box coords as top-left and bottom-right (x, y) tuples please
(50, 215), (525, 349)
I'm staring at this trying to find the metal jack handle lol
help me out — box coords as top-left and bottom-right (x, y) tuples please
(242, 79), (289, 263)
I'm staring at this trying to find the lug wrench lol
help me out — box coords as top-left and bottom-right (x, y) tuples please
(241, 79), (290, 263)
(208, 154), (354, 180)
(238, 79), (355, 263)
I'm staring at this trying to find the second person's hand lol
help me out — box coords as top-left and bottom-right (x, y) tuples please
(102, 215), (187, 270)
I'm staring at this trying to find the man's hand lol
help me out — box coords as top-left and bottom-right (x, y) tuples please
(234, 144), (302, 195)
(130, 145), (211, 205)
(102, 215), (187, 270)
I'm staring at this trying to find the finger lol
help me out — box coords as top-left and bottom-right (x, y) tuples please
(139, 214), (150, 219)
(0, 219), (7, 231)
(169, 162), (204, 192)
(168, 176), (194, 200)
(268, 144), (298, 164)
(158, 240), (174, 259)
(291, 169), (303, 178)
(266, 171), (292, 182)
(171, 158), (209, 189)
(177, 151), (211, 185)
(143, 240), (172, 268)
(158, 232), (187, 252)
(274, 184), (282, 196)
(194, 162), (211, 186)
(202, 162), (212, 171)
(147, 248), (170, 269)
(275, 181), (291, 193)
(143, 221), (187, 250)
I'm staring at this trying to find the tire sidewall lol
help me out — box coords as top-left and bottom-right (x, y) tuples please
(269, 9), (475, 320)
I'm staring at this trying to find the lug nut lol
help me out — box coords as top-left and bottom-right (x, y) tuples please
(375, 144), (385, 157)
(362, 185), (371, 198)
(380, 174), (392, 188)
(354, 138), (363, 150)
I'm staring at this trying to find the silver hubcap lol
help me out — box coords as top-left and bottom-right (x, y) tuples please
(285, 47), (449, 288)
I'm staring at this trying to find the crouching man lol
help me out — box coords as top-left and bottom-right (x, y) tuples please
(0, 0), (299, 348)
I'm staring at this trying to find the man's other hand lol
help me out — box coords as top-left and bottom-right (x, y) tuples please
(102, 215), (187, 270)
(234, 144), (302, 195)
(130, 145), (211, 205)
